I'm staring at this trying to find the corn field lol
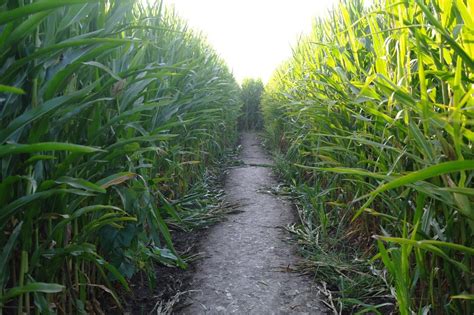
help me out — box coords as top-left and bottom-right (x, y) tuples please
(238, 78), (264, 131)
(2, 0), (474, 313)
(263, 0), (473, 313)
(0, 0), (239, 313)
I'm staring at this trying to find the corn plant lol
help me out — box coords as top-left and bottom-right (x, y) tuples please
(0, 0), (240, 313)
(263, 0), (473, 313)
(239, 78), (264, 130)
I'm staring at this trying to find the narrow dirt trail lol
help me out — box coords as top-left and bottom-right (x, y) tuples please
(181, 132), (325, 314)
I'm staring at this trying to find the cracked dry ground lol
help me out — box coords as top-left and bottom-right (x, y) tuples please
(180, 132), (326, 314)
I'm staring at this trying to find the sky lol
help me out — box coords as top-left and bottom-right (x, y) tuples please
(162, 0), (338, 83)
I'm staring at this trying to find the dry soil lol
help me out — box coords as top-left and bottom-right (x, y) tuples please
(180, 132), (325, 314)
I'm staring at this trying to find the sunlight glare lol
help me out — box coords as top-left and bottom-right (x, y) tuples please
(143, 0), (338, 83)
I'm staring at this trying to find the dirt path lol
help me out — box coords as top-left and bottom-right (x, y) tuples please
(180, 132), (325, 314)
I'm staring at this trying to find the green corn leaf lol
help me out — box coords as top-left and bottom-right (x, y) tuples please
(451, 294), (474, 300)
(2, 38), (137, 81)
(0, 84), (96, 144)
(0, 0), (96, 25)
(0, 222), (23, 288)
(376, 236), (474, 255)
(415, 0), (474, 70)
(0, 189), (96, 223)
(354, 161), (474, 220)
(0, 84), (25, 94)
(51, 205), (123, 235)
(96, 172), (137, 189)
(82, 61), (122, 81)
(55, 177), (106, 193)
(0, 282), (64, 303)
(43, 44), (124, 100)
(4, 11), (50, 46)
(0, 142), (102, 157)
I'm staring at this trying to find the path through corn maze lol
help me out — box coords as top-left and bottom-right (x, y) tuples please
(180, 132), (325, 314)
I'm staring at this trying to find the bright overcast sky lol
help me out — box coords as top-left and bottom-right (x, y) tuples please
(162, 0), (338, 83)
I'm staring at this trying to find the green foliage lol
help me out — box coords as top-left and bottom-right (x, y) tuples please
(239, 78), (264, 130)
(263, 0), (474, 313)
(0, 0), (239, 312)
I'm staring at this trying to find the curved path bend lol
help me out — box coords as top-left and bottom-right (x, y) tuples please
(181, 132), (325, 314)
